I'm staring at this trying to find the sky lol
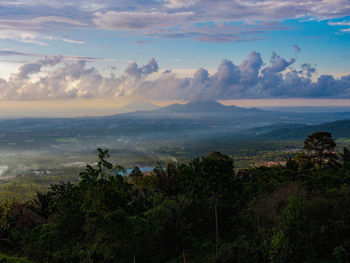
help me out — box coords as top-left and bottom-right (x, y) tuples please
(0, 0), (350, 116)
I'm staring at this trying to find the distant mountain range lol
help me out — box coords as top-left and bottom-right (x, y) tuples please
(260, 106), (350, 113)
(115, 100), (350, 128)
(154, 100), (262, 113)
(1, 100), (350, 153)
(259, 120), (350, 140)
(114, 100), (263, 118)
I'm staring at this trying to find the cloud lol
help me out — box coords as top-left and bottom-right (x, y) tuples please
(164, 0), (196, 9)
(265, 52), (296, 73)
(149, 22), (288, 42)
(0, 30), (46, 45)
(1, 0), (349, 43)
(0, 29), (84, 45)
(0, 16), (87, 30)
(239, 51), (264, 86)
(0, 49), (113, 63)
(141, 58), (159, 75)
(0, 56), (157, 100)
(87, 0), (350, 42)
(328, 21), (350, 26)
(0, 59), (107, 100)
(0, 13), (88, 45)
(138, 51), (350, 100)
(26, 16), (87, 26)
(328, 20), (350, 34)
(8, 0), (348, 21)
(124, 58), (159, 78)
(298, 63), (316, 78)
(293, 44), (301, 56)
(16, 55), (63, 79)
(0, 50), (33, 56)
(0, 51), (350, 100)
(93, 11), (193, 30)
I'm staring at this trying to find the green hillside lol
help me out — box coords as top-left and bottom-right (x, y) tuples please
(260, 120), (350, 140)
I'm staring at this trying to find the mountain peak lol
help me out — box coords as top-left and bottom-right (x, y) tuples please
(185, 100), (228, 110)
(153, 100), (262, 114)
(118, 101), (159, 113)
(118, 100), (264, 117)
(158, 100), (229, 113)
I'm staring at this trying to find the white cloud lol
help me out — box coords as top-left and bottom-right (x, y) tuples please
(0, 51), (350, 101)
(328, 21), (350, 26)
(0, 30), (47, 45)
(164, 0), (196, 9)
(0, 29), (84, 45)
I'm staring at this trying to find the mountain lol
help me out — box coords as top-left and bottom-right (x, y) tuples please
(247, 123), (309, 135)
(260, 106), (350, 113)
(112, 101), (350, 132)
(154, 100), (262, 114)
(260, 119), (350, 140)
(117, 101), (159, 113)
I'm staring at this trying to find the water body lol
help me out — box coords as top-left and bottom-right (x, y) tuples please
(123, 166), (154, 175)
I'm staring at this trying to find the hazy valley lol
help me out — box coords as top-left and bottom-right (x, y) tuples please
(1, 100), (350, 181)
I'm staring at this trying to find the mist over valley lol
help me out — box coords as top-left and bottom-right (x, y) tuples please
(1, 100), (350, 179)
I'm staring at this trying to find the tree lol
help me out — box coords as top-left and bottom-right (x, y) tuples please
(340, 147), (350, 170)
(303, 132), (337, 168)
(130, 166), (143, 178)
(270, 196), (307, 263)
(189, 152), (236, 261)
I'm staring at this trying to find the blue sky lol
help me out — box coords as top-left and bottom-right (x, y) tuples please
(0, 0), (349, 114)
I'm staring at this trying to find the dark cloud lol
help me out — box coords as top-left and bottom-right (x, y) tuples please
(142, 58), (159, 75)
(293, 44), (301, 53)
(16, 55), (63, 79)
(0, 50), (32, 56)
(293, 44), (302, 57)
(124, 58), (159, 78)
(124, 63), (142, 78)
(299, 63), (316, 78)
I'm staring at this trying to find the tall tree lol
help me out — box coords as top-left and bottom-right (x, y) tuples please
(303, 132), (337, 168)
(191, 152), (236, 261)
(341, 147), (350, 170)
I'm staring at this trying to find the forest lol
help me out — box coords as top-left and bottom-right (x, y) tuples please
(0, 132), (349, 263)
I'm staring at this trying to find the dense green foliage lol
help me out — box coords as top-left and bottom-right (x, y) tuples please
(1, 134), (350, 262)
(0, 169), (80, 203)
(0, 253), (33, 263)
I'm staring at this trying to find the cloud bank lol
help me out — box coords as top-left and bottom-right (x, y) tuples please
(89, 0), (350, 40)
(0, 0), (349, 44)
(0, 51), (349, 100)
